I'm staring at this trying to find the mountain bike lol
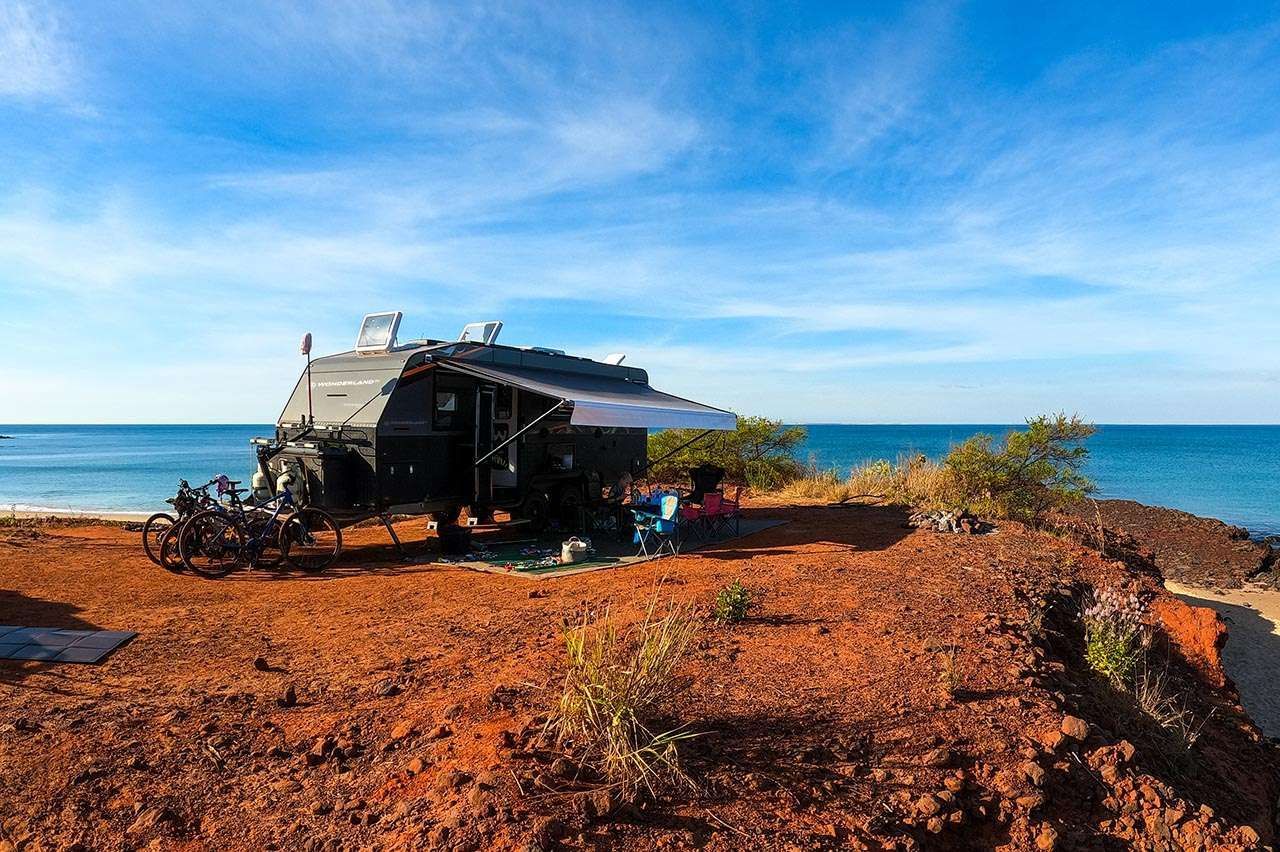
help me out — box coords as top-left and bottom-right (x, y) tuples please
(142, 478), (216, 569)
(179, 483), (340, 577)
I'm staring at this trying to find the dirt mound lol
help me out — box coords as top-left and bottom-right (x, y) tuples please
(1, 505), (1276, 850)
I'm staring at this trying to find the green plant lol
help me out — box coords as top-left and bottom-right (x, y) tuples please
(941, 413), (1096, 522)
(1082, 587), (1144, 685)
(553, 596), (701, 795)
(647, 416), (806, 490)
(713, 580), (752, 623)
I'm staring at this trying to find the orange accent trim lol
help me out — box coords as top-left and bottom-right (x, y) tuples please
(400, 363), (437, 381)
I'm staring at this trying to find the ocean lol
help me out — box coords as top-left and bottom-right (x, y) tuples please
(1, 424), (1277, 537)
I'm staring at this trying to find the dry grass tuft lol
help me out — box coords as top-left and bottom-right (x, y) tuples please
(779, 454), (950, 508)
(552, 594), (701, 795)
(936, 641), (964, 699)
(1133, 657), (1212, 747)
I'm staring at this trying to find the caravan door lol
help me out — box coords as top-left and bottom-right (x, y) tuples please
(490, 385), (518, 500)
(473, 385), (495, 506)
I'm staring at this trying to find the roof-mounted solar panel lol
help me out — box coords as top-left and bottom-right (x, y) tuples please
(458, 321), (503, 345)
(356, 311), (402, 354)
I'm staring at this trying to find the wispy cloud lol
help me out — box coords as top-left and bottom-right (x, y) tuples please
(0, 0), (73, 99)
(2, 3), (1280, 423)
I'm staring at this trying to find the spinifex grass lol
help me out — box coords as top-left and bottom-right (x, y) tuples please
(553, 595), (700, 796)
(779, 454), (949, 507)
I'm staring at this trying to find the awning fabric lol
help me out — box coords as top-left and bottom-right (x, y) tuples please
(437, 359), (737, 431)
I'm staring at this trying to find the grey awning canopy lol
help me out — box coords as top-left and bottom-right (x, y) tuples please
(437, 358), (737, 431)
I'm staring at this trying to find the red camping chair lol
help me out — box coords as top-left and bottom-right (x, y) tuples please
(708, 486), (741, 536)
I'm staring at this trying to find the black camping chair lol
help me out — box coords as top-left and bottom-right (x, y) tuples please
(687, 464), (725, 505)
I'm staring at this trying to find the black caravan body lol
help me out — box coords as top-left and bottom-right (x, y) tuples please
(257, 320), (736, 527)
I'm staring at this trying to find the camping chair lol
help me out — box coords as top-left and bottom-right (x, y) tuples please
(634, 492), (680, 557)
(687, 464), (725, 504)
(707, 486), (742, 537)
(679, 498), (709, 542)
(586, 472), (632, 539)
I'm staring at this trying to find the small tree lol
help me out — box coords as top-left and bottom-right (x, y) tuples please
(647, 416), (805, 490)
(942, 413), (1096, 522)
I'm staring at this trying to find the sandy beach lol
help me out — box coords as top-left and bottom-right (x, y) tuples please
(3, 507), (151, 522)
(1166, 581), (1280, 736)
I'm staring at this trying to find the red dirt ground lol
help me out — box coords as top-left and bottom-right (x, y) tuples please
(0, 502), (1275, 851)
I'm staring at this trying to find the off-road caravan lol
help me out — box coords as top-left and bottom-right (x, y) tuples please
(252, 314), (736, 531)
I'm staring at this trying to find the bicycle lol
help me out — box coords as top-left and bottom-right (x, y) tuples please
(179, 482), (341, 578)
(142, 478), (216, 570)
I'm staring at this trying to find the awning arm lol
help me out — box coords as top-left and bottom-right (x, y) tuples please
(474, 398), (570, 467)
(633, 428), (715, 481)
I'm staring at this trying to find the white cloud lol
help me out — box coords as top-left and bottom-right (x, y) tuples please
(0, 0), (72, 99)
(3, 5), (1280, 423)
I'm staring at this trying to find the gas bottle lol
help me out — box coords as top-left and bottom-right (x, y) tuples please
(251, 470), (272, 502)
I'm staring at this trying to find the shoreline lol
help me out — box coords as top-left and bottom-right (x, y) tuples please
(3, 505), (152, 522)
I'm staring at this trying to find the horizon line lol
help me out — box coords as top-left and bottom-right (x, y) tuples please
(4, 422), (1280, 428)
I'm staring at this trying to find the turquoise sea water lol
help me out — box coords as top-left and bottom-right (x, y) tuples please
(1, 424), (1278, 537)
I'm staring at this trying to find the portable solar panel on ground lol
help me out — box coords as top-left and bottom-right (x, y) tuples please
(0, 626), (136, 664)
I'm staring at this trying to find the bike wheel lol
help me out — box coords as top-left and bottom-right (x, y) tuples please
(158, 522), (186, 573)
(142, 512), (176, 565)
(245, 512), (283, 569)
(279, 509), (342, 573)
(180, 510), (246, 578)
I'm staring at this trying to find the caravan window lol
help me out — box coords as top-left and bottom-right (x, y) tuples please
(434, 391), (459, 430)
(549, 443), (575, 471)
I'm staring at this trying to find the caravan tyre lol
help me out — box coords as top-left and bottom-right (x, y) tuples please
(520, 491), (550, 532)
(142, 512), (175, 566)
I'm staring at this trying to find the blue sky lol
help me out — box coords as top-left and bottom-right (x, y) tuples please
(2, 1), (1279, 424)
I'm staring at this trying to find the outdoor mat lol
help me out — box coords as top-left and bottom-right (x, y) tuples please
(0, 626), (136, 664)
(455, 517), (788, 579)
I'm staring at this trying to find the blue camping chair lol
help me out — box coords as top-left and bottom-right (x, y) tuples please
(633, 492), (680, 557)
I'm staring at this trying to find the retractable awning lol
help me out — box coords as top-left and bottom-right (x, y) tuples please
(437, 358), (737, 431)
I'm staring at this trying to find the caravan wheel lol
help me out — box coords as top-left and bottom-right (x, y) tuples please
(520, 491), (550, 532)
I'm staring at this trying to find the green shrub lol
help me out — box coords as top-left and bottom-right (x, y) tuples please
(647, 416), (805, 490)
(713, 580), (752, 623)
(1082, 587), (1144, 685)
(940, 413), (1096, 522)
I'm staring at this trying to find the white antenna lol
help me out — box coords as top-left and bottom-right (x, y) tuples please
(301, 332), (314, 424)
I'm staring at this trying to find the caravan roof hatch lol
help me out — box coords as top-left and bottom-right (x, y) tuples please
(458, 321), (503, 345)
